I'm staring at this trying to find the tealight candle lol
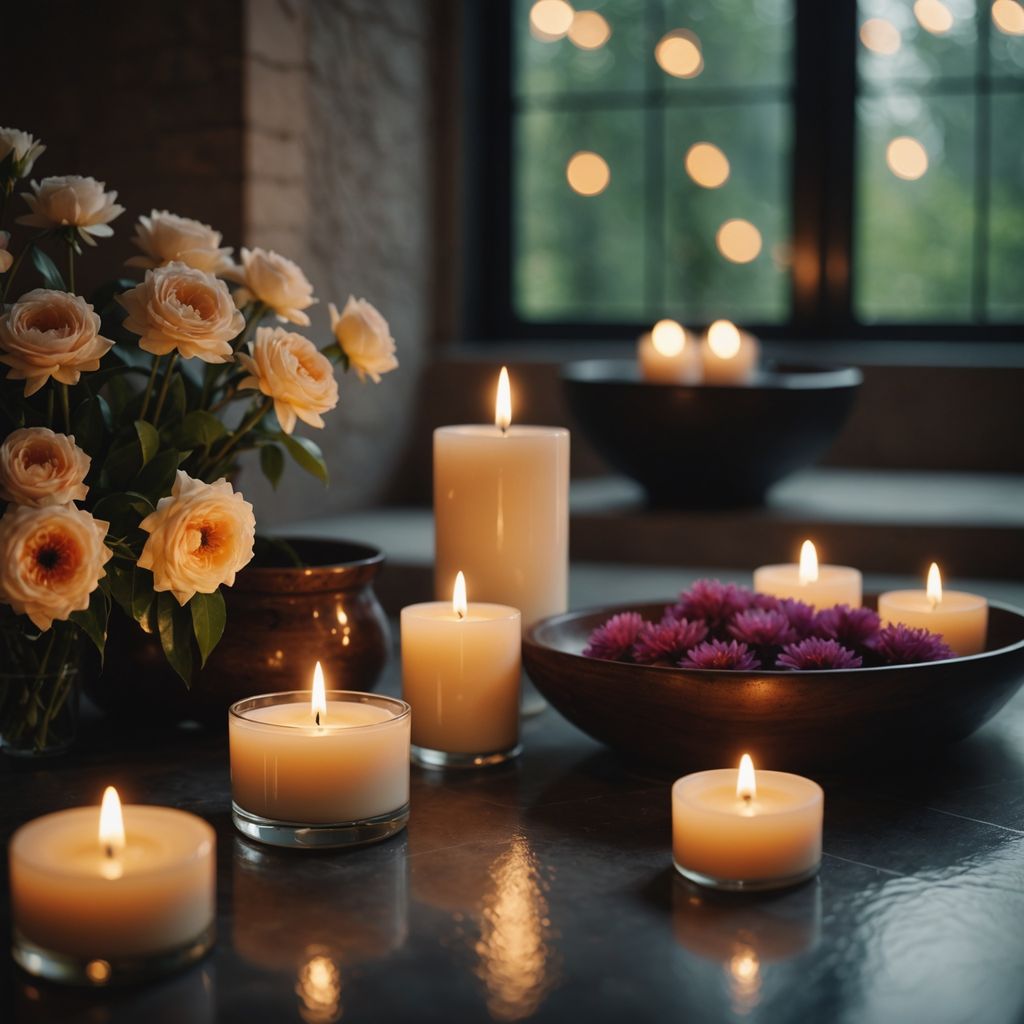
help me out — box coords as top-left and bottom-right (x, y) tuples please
(229, 665), (410, 849)
(672, 755), (823, 891)
(878, 562), (988, 656)
(701, 320), (760, 385)
(638, 319), (701, 383)
(753, 540), (862, 609)
(402, 571), (522, 768)
(9, 786), (215, 985)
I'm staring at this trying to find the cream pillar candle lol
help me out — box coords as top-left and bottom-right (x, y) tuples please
(878, 563), (988, 656)
(402, 571), (522, 768)
(672, 755), (823, 891)
(10, 786), (215, 985)
(701, 320), (760, 384)
(434, 367), (569, 632)
(754, 540), (862, 609)
(229, 667), (410, 849)
(638, 320), (701, 383)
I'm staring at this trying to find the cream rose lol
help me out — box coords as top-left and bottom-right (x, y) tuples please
(0, 503), (111, 631)
(18, 175), (124, 245)
(0, 289), (115, 396)
(0, 232), (11, 274)
(238, 326), (339, 434)
(0, 127), (46, 178)
(118, 262), (245, 362)
(138, 471), (256, 605)
(228, 247), (316, 325)
(328, 296), (398, 383)
(0, 428), (90, 507)
(126, 210), (234, 275)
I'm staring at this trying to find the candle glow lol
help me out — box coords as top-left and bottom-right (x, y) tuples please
(496, 367), (512, 432)
(736, 754), (756, 802)
(453, 570), (468, 620)
(798, 540), (819, 585)
(707, 320), (741, 360)
(927, 562), (942, 608)
(652, 319), (686, 357)
(312, 662), (327, 727)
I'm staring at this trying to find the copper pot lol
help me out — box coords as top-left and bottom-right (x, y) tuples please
(89, 538), (391, 726)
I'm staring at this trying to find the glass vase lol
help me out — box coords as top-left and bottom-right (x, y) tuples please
(0, 658), (80, 758)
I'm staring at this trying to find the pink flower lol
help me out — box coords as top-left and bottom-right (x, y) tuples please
(728, 608), (795, 649)
(815, 604), (881, 650)
(873, 624), (953, 665)
(776, 637), (862, 670)
(584, 612), (645, 662)
(680, 639), (760, 671)
(669, 579), (753, 630)
(632, 618), (708, 665)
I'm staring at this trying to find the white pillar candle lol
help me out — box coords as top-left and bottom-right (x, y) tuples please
(229, 667), (410, 848)
(10, 787), (215, 985)
(701, 320), (760, 384)
(672, 755), (823, 891)
(754, 540), (862, 609)
(434, 367), (570, 632)
(638, 320), (701, 383)
(878, 562), (988, 656)
(402, 571), (522, 768)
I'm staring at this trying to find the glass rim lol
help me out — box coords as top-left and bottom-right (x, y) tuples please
(229, 690), (411, 730)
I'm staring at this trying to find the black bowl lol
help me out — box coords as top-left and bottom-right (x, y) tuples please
(523, 597), (1024, 772)
(563, 359), (862, 507)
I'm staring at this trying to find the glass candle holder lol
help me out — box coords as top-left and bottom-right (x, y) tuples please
(229, 691), (410, 850)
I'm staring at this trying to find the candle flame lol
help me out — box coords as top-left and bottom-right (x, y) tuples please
(736, 754), (757, 801)
(99, 786), (125, 859)
(453, 570), (468, 620)
(495, 367), (512, 432)
(651, 319), (686, 357)
(927, 562), (942, 608)
(312, 662), (327, 726)
(798, 540), (819, 585)
(707, 319), (741, 360)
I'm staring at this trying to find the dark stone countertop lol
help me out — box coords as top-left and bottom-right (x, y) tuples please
(4, 656), (1024, 1024)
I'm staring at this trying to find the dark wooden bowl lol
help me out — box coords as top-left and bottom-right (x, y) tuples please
(523, 598), (1024, 771)
(563, 359), (862, 507)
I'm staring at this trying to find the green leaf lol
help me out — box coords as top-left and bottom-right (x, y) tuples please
(30, 246), (66, 291)
(70, 588), (109, 658)
(279, 432), (329, 485)
(134, 419), (160, 467)
(189, 590), (226, 668)
(131, 566), (156, 633)
(71, 394), (111, 454)
(92, 493), (142, 537)
(133, 449), (181, 502)
(157, 592), (193, 687)
(160, 372), (187, 426)
(321, 342), (350, 371)
(259, 444), (285, 489)
(176, 410), (227, 451)
(106, 562), (134, 617)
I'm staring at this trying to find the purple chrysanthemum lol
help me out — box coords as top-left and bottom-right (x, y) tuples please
(778, 598), (819, 639)
(632, 618), (709, 665)
(680, 639), (760, 671)
(584, 612), (645, 662)
(872, 624), (954, 665)
(668, 579), (754, 631)
(815, 604), (881, 650)
(751, 592), (783, 612)
(776, 637), (863, 670)
(728, 608), (796, 649)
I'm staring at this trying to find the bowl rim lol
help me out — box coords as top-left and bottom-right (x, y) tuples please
(524, 596), (1024, 676)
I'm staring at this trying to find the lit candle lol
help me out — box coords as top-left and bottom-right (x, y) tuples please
(878, 563), (988, 656)
(434, 367), (569, 632)
(701, 320), (760, 385)
(228, 664), (411, 849)
(9, 786), (215, 985)
(638, 319), (701, 383)
(753, 540), (862, 609)
(402, 571), (522, 768)
(672, 755), (823, 891)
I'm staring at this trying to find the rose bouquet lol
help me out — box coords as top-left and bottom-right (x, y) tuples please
(0, 126), (397, 753)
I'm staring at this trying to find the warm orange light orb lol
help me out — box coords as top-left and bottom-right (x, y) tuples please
(655, 30), (703, 78)
(568, 10), (611, 49)
(685, 142), (730, 188)
(886, 137), (929, 180)
(530, 0), (574, 40)
(716, 219), (762, 263)
(860, 18), (902, 54)
(566, 151), (610, 196)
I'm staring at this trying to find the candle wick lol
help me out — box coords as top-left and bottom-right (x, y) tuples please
(500, 426), (507, 437)
(742, 793), (752, 805)
(315, 711), (321, 727)
(104, 843), (114, 860)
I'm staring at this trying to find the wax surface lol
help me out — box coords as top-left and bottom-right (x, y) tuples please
(637, 334), (700, 383)
(434, 425), (569, 629)
(10, 806), (215, 958)
(877, 589), (988, 656)
(401, 602), (521, 754)
(753, 563), (863, 610)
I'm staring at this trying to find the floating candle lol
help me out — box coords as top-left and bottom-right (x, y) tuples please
(753, 540), (862, 609)
(638, 320), (701, 383)
(701, 320), (760, 385)
(878, 563), (988, 656)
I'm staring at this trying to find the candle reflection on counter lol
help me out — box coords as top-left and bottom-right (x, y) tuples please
(296, 948), (343, 1024)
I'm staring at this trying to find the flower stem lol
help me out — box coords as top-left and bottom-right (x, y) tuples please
(204, 398), (271, 472)
(66, 241), (76, 293)
(59, 383), (71, 433)
(139, 355), (163, 422)
(1, 240), (34, 302)
(151, 353), (179, 428)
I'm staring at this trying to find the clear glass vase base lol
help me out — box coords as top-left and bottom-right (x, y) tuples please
(232, 801), (409, 850)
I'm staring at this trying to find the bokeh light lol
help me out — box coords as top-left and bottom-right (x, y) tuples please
(530, 0), (575, 41)
(651, 319), (686, 356)
(568, 10), (611, 49)
(886, 137), (929, 180)
(860, 18), (902, 54)
(716, 219), (762, 263)
(684, 142), (730, 189)
(707, 320), (742, 359)
(993, 0), (1024, 34)
(913, 0), (954, 34)
(566, 151), (610, 196)
(655, 30), (703, 79)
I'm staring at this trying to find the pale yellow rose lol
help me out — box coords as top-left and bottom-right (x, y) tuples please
(118, 262), (245, 362)
(238, 326), (339, 434)
(138, 471), (256, 605)
(17, 175), (124, 246)
(0, 232), (11, 274)
(126, 210), (234, 275)
(0, 127), (46, 178)
(228, 247), (316, 325)
(0, 428), (90, 507)
(0, 289), (115, 396)
(328, 296), (398, 383)
(0, 503), (111, 630)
